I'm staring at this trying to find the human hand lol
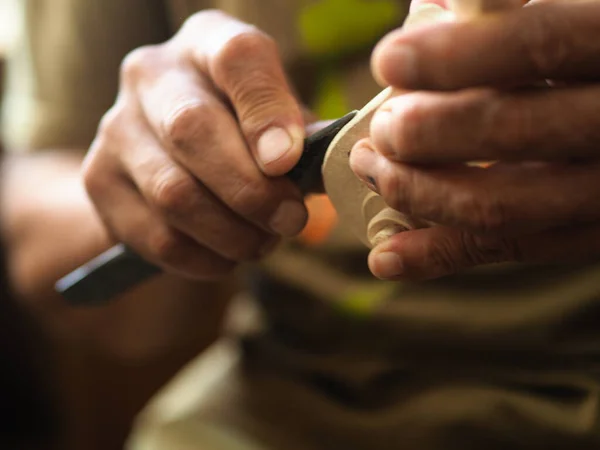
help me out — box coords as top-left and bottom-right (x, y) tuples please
(352, 0), (600, 281)
(83, 10), (309, 280)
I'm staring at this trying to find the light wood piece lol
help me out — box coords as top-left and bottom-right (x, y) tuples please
(321, 0), (524, 248)
(321, 3), (453, 248)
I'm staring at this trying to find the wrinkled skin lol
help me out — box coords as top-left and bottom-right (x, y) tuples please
(351, 0), (600, 281)
(83, 10), (311, 280)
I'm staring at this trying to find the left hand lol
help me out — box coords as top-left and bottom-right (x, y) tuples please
(351, 0), (600, 281)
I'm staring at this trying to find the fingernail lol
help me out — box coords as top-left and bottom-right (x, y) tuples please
(373, 44), (417, 88)
(366, 176), (380, 194)
(372, 252), (404, 279)
(257, 127), (302, 168)
(269, 200), (308, 237)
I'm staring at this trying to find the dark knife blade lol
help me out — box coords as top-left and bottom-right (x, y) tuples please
(55, 111), (358, 306)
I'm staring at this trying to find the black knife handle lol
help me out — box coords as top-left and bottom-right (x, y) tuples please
(56, 112), (357, 306)
(55, 244), (161, 305)
(288, 111), (357, 194)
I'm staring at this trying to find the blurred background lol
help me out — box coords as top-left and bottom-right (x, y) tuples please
(0, 2), (210, 449)
(0, 0), (18, 50)
(1, 0), (30, 147)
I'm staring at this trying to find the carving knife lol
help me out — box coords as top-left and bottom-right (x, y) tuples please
(55, 112), (358, 305)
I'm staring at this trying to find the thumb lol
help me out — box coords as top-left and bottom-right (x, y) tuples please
(183, 11), (305, 177)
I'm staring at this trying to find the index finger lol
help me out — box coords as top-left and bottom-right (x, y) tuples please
(373, 1), (600, 90)
(175, 11), (305, 176)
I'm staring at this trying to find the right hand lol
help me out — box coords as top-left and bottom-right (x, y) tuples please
(83, 10), (309, 280)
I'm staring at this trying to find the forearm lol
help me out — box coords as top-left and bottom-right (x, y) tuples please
(2, 151), (109, 298)
(1, 150), (231, 360)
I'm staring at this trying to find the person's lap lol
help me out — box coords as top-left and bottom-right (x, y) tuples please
(127, 335), (600, 450)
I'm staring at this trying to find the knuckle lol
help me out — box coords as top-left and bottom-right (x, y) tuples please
(81, 155), (105, 199)
(460, 192), (508, 234)
(151, 170), (199, 217)
(237, 85), (293, 133)
(95, 104), (126, 144)
(461, 233), (520, 265)
(162, 101), (214, 152)
(378, 164), (412, 214)
(478, 94), (534, 157)
(216, 28), (277, 70)
(180, 11), (210, 30)
(425, 24), (470, 89)
(147, 228), (188, 265)
(390, 97), (430, 160)
(428, 235), (464, 275)
(479, 198), (510, 234)
(228, 178), (274, 219)
(83, 107), (128, 197)
(181, 9), (227, 33)
(494, 98), (535, 154)
(519, 8), (571, 76)
(212, 29), (282, 99)
(120, 45), (159, 84)
(427, 231), (518, 276)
